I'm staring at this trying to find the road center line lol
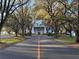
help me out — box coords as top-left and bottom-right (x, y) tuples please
(37, 39), (41, 59)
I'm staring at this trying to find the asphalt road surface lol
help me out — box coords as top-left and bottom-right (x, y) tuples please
(0, 35), (79, 59)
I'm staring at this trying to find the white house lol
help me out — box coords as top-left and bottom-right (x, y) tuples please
(31, 20), (47, 35)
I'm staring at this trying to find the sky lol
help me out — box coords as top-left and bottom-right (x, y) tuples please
(68, 0), (73, 4)
(29, 0), (35, 7)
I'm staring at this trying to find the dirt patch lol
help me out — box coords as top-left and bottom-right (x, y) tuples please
(67, 44), (79, 48)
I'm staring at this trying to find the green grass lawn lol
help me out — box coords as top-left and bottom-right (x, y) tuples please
(55, 35), (76, 44)
(0, 37), (22, 44)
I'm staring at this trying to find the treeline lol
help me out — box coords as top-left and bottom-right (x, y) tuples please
(0, 0), (32, 37)
(32, 0), (79, 43)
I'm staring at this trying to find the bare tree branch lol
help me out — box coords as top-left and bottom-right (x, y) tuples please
(0, 0), (29, 32)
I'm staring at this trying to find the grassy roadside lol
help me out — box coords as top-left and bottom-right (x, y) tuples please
(55, 35), (76, 44)
(0, 37), (23, 49)
(0, 38), (21, 44)
(55, 35), (79, 48)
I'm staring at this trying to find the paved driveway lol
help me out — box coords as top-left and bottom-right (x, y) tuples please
(0, 35), (79, 59)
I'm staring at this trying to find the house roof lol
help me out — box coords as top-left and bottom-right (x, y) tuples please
(33, 20), (45, 27)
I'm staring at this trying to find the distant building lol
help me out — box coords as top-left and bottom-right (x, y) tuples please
(31, 20), (47, 35)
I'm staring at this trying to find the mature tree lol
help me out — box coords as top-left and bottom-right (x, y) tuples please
(5, 15), (20, 37)
(0, 0), (29, 32)
(12, 6), (32, 37)
(39, 0), (65, 38)
(58, 0), (79, 42)
(34, 0), (78, 39)
(4, 6), (32, 37)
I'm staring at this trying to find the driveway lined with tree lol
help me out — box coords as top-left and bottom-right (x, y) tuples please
(0, 35), (79, 59)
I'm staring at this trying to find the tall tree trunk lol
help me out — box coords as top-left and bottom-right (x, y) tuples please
(29, 29), (31, 36)
(0, 23), (3, 33)
(28, 26), (32, 36)
(69, 30), (72, 37)
(46, 27), (49, 35)
(76, 30), (79, 43)
(15, 32), (18, 37)
(69, 23), (72, 37)
(0, 21), (4, 35)
(54, 22), (59, 38)
(22, 27), (25, 37)
(15, 31), (18, 37)
(76, 1), (79, 43)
